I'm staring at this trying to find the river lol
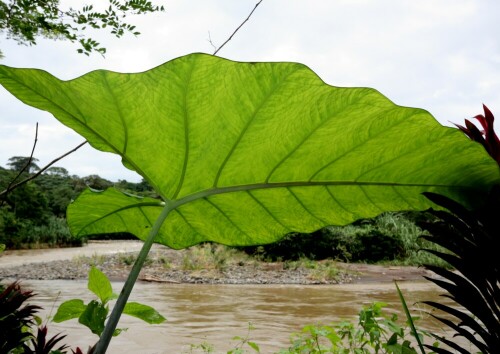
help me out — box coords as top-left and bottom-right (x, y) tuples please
(23, 280), (450, 353)
(2, 242), (453, 353)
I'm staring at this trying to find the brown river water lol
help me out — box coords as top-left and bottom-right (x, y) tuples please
(1, 242), (458, 353)
(24, 280), (452, 354)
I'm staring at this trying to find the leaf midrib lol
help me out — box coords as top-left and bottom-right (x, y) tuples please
(74, 201), (164, 236)
(170, 180), (473, 209)
(77, 179), (469, 235)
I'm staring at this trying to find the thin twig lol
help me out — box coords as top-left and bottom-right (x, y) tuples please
(0, 140), (88, 198)
(213, 0), (264, 56)
(1, 123), (39, 205)
(207, 31), (217, 52)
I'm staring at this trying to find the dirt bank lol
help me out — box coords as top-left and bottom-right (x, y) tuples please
(0, 241), (436, 285)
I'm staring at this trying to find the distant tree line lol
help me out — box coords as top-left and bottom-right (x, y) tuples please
(0, 156), (156, 249)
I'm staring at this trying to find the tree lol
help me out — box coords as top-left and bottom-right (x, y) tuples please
(45, 166), (68, 177)
(0, 0), (165, 57)
(6, 156), (39, 173)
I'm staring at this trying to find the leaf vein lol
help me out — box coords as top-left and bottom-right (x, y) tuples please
(173, 208), (207, 240)
(172, 59), (197, 199)
(308, 115), (409, 181)
(359, 185), (385, 213)
(138, 206), (154, 228)
(266, 104), (349, 183)
(246, 191), (292, 232)
(286, 187), (328, 225)
(75, 202), (163, 236)
(103, 73), (128, 155)
(324, 185), (357, 220)
(213, 67), (301, 187)
(203, 197), (252, 239)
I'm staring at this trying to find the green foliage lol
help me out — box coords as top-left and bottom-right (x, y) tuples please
(1, 215), (81, 249)
(181, 243), (247, 271)
(0, 0), (165, 57)
(2, 53), (499, 352)
(0, 281), (41, 353)
(1, 54), (497, 249)
(243, 212), (447, 267)
(53, 266), (165, 337)
(413, 106), (500, 354)
(0, 164), (72, 248)
(188, 303), (437, 354)
(7, 156), (40, 173)
(283, 302), (434, 354)
(228, 323), (261, 354)
(418, 191), (500, 354)
(0, 160), (155, 248)
(24, 325), (69, 354)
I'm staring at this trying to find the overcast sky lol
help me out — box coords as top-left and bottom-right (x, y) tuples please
(1, 0), (499, 182)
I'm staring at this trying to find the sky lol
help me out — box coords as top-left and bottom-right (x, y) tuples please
(1, 0), (499, 182)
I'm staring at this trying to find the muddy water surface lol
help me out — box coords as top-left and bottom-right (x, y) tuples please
(1, 241), (453, 353)
(24, 280), (448, 354)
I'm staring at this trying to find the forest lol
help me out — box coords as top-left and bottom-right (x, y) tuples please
(0, 156), (157, 248)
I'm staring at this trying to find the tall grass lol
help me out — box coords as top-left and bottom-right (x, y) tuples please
(181, 243), (252, 271)
(372, 213), (450, 267)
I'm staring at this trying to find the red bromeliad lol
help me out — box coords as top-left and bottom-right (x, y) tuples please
(455, 104), (500, 165)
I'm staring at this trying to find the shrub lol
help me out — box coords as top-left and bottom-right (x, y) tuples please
(241, 212), (445, 266)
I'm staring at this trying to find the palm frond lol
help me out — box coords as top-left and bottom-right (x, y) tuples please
(419, 191), (500, 354)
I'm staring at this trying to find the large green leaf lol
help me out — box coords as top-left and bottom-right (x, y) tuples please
(53, 299), (86, 323)
(88, 266), (116, 304)
(123, 302), (166, 324)
(1, 53), (499, 249)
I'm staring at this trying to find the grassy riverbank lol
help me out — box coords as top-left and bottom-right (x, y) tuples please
(0, 241), (435, 284)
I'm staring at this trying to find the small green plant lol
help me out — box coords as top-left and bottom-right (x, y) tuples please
(228, 323), (261, 354)
(185, 341), (215, 353)
(53, 266), (165, 338)
(157, 255), (172, 269)
(118, 253), (136, 266)
(185, 302), (437, 354)
(187, 323), (260, 354)
(282, 302), (435, 354)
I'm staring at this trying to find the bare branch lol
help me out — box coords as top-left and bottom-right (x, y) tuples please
(1, 123), (39, 205)
(0, 140), (88, 199)
(213, 0), (264, 56)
